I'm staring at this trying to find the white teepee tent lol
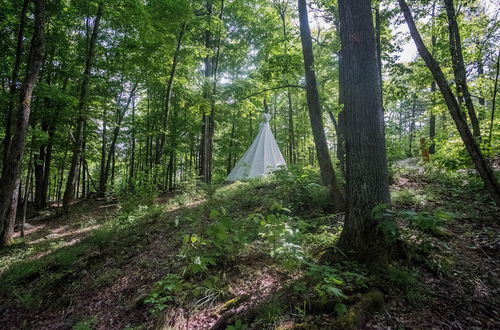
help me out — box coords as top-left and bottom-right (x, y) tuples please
(226, 113), (286, 181)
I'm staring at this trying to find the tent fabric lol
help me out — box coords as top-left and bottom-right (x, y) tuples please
(226, 113), (286, 181)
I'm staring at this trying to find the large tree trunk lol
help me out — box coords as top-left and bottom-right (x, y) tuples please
(62, 2), (103, 212)
(2, 0), (30, 168)
(337, 0), (391, 264)
(374, 2), (384, 112)
(298, 0), (345, 211)
(399, 0), (500, 207)
(443, 0), (481, 140)
(0, 0), (45, 245)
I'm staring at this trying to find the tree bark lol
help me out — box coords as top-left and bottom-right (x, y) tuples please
(337, 0), (391, 264)
(298, 0), (345, 211)
(0, 0), (46, 245)
(2, 0), (30, 168)
(374, 1), (384, 112)
(399, 0), (500, 207)
(63, 2), (103, 212)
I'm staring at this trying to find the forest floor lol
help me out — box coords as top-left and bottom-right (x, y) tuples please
(0, 162), (499, 329)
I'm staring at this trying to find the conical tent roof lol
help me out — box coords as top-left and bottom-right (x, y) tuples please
(226, 113), (286, 181)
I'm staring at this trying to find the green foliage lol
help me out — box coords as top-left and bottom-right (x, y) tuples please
(293, 262), (367, 313)
(118, 173), (159, 214)
(226, 320), (247, 330)
(388, 265), (425, 307)
(145, 274), (187, 314)
(272, 166), (333, 212)
(254, 299), (285, 328)
(72, 317), (97, 330)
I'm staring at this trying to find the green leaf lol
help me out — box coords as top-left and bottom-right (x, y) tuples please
(334, 303), (347, 316)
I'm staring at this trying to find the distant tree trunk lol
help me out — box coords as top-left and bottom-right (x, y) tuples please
(489, 50), (499, 146)
(298, 0), (345, 211)
(443, 0), (481, 140)
(99, 107), (107, 192)
(101, 83), (137, 193)
(337, 0), (391, 264)
(429, 81), (437, 154)
(156, 22), (187, 165)
(63, 2), (103, 212)
(429, 1), (437, 155)
(129, 98), (136, 190)
(22, 150), (34, 237)
(408, 95), (416, 156)
(200, 0), (213, 182)
(207, 0), (224, 182)
(477, 58), (485, 109)
(0, 0), (45, 245)
(287, 90), (296, 163)
(327, 109), (345, 177)
(227, 110), (236, 175)
(399, 0), (500, 207)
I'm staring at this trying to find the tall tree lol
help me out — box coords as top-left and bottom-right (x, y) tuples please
(337, 0), (391, 264)
(298, 0), (344, 211)
(399, 0), (500, 207)
(0, 0), (46, 245)
(444, 0), (481, 140)
(62, 2), (103, 212)
(156, 22), (187, 166)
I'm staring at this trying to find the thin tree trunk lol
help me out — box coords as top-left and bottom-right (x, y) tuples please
(0, 0), (45, 245)
(399, 0), (500, 207)
(200, 0), (214, 182)
(489, 50), (499, 146)
(99, 107), (107, 192)
(101, 83), (137, 193)
(129, 97), (136, 190)
(327, 109), (345, 177)
(429, 2), (437, 155)
(408, 95), (416, 156)
(298, 0), (344, 211)
(22, 148), (34, 237)
(156, 22), (187, 165)
(206, 0), (224, 182)
(429, 81), (437, 154)
(63, 2), (103, 212)
(337, 0), (391, 264)
(443, 0), (481, 140)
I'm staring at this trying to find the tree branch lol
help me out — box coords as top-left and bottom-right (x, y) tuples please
(240, 84), (306, 101)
